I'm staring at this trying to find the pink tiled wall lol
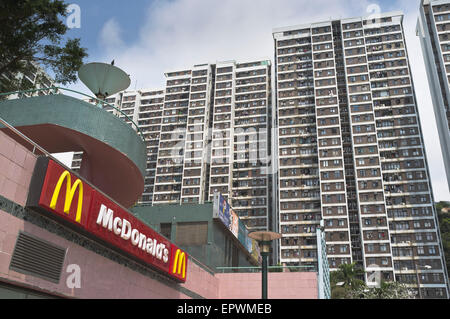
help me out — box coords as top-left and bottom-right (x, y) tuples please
(216, 272), (318, 299)
(0, 131), (219, 299)
(0, 210), (206, 298)
(0, 131), (318, 299)
(0, 131), (36, 206)
(182, 260), (220, 298)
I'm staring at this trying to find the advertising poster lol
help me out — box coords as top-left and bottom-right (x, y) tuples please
(251, 239), (261, 262)
(214, 193), (260, 262)
(245, 236), (253, 254)
(218, 194), (231, 228)
(230, 209), (239, 238)
(238, 218), (250, 253)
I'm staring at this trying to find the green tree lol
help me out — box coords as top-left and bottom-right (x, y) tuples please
(436, 201), (450, 276)
(330, 262), (365, 299)
(331, 263), (418, 299)
(348, 281), (416, 299)
(331, 262), (365, 287)
(0, 0), (87, 93)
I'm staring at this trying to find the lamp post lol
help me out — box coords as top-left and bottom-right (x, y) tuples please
(248, 231), (282, 300)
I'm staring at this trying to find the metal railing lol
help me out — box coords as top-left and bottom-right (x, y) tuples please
(0, 116), (48, 156)
(216, 265), (316, 273)
(0, 86), (145, 140)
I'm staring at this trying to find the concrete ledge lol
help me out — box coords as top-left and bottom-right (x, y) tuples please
(0, 95), (146, 207)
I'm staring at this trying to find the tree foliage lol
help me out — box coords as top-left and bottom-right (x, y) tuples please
(330, 263), (416, 299)
(436, 201), (450, 276)
(330, 262), (365, 299)
(347, 281), (416, 299)
(0, 0), (87, 93)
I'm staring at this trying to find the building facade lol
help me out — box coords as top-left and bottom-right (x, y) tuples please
(0, 115), (319, 300)
(153, 65), (214, 206)
(417, 0), (450, 191)
(65, 10), (449, 298)
(208, 60), (272, 231)
(273, 11), (449, 298)
(73, 60), (273, 233)
(1, 61), (57, 99)
(153, 60), (273, 232)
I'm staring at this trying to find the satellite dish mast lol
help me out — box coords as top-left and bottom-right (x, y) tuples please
(78, 62), (131, 103)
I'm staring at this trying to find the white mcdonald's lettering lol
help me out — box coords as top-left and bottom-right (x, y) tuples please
(96, 204), (169, 263)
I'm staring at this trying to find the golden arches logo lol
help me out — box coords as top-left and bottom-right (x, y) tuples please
(172, 249), (186, 279)
(49, 171), (83, 223)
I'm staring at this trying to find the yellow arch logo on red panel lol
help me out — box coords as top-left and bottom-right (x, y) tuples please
(172, 249), (186, 279)
(49, 171), (83, 223)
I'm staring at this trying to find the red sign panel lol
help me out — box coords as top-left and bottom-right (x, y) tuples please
(32, 159), (187, 282)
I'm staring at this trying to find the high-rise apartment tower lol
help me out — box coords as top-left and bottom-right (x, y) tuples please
(152, 60), (273, 231)
(273, 11), (449, 298)
(417, 0), (450, 191)
(74, 60), (273, 232)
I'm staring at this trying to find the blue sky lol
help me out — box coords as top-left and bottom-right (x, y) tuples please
(54, 0), (450, 201)
(67, 0), (405, 63)
(64, 0), (424, 91)
(66, 0), (148, 58)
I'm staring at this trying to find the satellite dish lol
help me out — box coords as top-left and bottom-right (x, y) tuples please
(78, 62), (131, 100)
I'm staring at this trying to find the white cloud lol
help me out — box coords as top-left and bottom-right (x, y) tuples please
(69, 0), (449, 201)
(99, 18), (125, 54)
(95, 0), (372, 88)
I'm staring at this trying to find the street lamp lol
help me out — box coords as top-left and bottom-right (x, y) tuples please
(248, 231), (282, 300)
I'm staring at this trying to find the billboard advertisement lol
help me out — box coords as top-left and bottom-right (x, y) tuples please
(217, 194), (231, 228)
(230, 209), (239, 238)
(213, 193), (259, 261)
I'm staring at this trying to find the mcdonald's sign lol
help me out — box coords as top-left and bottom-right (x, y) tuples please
(171, 248), (187, 281)
(27, 157), (188, 282)
(49, 170), (83, 224)
(26, 158), (93, 227)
